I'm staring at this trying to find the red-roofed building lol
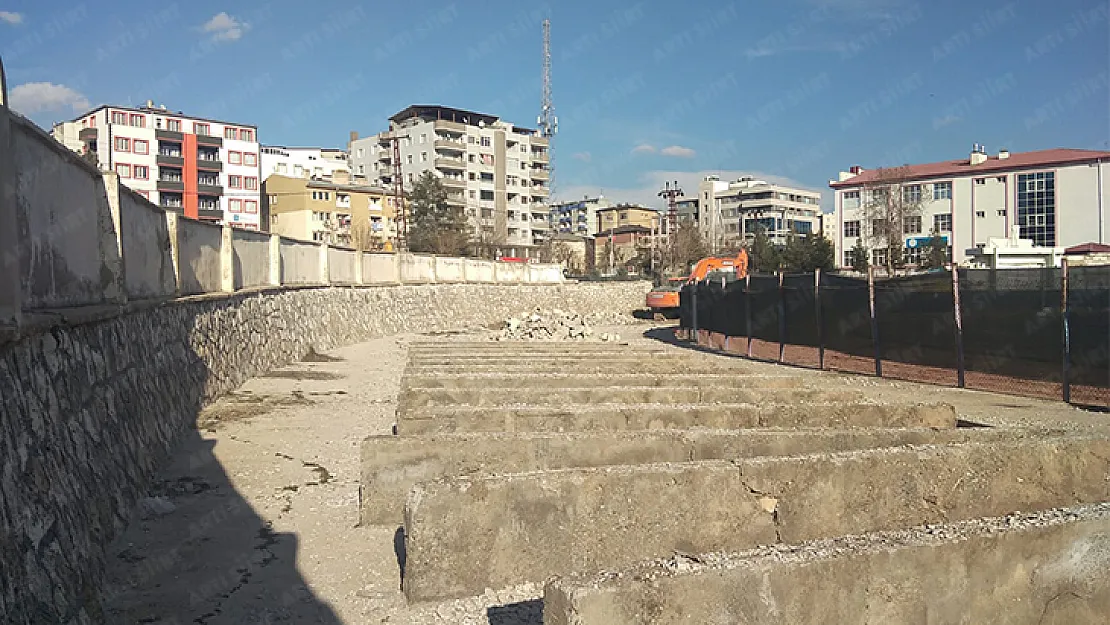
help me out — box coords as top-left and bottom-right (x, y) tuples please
(828, 145), (1110, 269)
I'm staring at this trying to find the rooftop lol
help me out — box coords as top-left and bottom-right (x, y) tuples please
(389, 105), (500, 127)
(831, 148), (1110, 188)
(63, 103), (257, 129)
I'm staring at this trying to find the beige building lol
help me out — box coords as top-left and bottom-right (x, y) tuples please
(596, 204), (661, 233)
(263, 172), (396, 250)
(697, 175), (823, 249)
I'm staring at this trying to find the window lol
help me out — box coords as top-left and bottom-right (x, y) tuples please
(520, 144), (527, 152)
(421, 152), (428, 162)
(903, 245), (922, 266)
(244, 153), (257, 166)
(114, 137), (131, 152)
(133, 165), (149, 180)
(871, 219), (887, 236)
(843, 190), (861, 210)
(129, 114), (145, 128)
(467, 136), (475, 144)
(195, 123), (210, 136)
(480, 190), (494, 201)
(240, 129), (253, 142)
(997, 209), (1006, 216)
(902, 184), (922, 203)
(469, 190), (477, 199)
(406, 154), (413, 165)
(996, 176), (1006, 183)
(245, 200), (257, 214)
(229, 199), (242, 213)
(933, 181), (951, 200)
(357, 148), (364, 158)
(934, 213), (952, 232)
(1017, 171), (1056, 246)
(974, 178), (985, 185)
(419, 133), (426, 144)
(480, 137), (491, 147)
(357, 164), (364, 174)
(468, 172), (476, 180)
(166, 119), (181, 131)
(198, 172), (218, 186)
(975, 210), (985, 218)
(294, 165), (304, 177)
(903, 215), (922, 234)
(843, 220), (860, 237)
(132, 140), (148, 155)
(480, 172), (494, 182)
(228, 175), (242, 189)
(245, 177), (258, 190)
(871, 248), (888, 268)
(228, 151), (242, 165)
(224, 127), (238, 140)
(115, 164), (131, 178)
(468, 154), (476, 163)
(111, 111), (127, 124)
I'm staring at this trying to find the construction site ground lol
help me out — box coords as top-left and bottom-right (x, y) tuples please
(101, 320), (1110, 625)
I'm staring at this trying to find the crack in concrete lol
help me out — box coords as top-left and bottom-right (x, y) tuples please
(1037, 590), (1084, 625)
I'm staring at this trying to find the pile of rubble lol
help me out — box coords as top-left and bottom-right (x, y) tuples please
(495, 308), (622, 342)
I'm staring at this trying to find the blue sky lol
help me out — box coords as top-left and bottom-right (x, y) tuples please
(2, 0), (1108, 210)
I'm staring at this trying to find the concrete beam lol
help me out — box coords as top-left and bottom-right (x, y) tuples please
(401, 438), (1110, 601)
(361, 427), (1033, 525)
(404, 362), (754, 375)
(544, 504), (1110, 624)
(400, 373), (804, 390)
(396, 387), (863, 413)
(394, 401), (958, 434)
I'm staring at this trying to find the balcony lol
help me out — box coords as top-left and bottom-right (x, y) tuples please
(531, 136), (549, 147)
(434, 157), (465, 171)
(196, 134), (222, 147)
(198, 208), (224, 220)
(441, 177), (465, 188)
(157, 179), (184, 192)
(197, 183), (224, 195)
(155, 129), (184, 142)
(160, 203), (183, 213)
(531, 169), (550, 180)
(156, 153), (184, 167)
(434, 138), (466, 152)
(531, 185), (550, 197)
(532, 151), (549, 163)
(78, 127), (97, 141)
(446, 196), (466, 208)
(434, 120), (466, 134)
(196, 157), (222, 172)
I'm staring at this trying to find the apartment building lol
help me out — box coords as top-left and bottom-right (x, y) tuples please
(347, 105), (551, 255)
(549, 196), (613, 236)
(260, 146), (348, 181)
(829, 146), (1110, 269)
(52, 101), (262, 229)
(263, 171), (396, 249)
(696, 176), (822, 248)
(596, 204), (662, 234)
(675, 197), (700, 225)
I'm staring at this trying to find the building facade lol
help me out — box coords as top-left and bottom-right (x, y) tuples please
(696, 176), (822, 249)
(829, 147), (1110, 269)
(260, 146), (348, 182)
(263, 172), (396, 249)
(549, 196), (613, 236)
(347, 105), (551, 255)
(596, 204), (661, 234)
(52, 102), (262, 229)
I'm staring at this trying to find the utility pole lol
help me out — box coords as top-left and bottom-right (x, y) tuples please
(384, 131), (409, 251)
(538, 19), (558, 200)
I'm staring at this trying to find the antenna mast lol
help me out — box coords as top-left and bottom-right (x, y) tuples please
(538, 18), (557, 200)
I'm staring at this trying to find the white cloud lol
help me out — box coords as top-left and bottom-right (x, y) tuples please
(9, 82), (89, 115)
(631, 143), (657, 154)
(572, 152), (592, 162)
(932, 114), (961, 129)
(201, 12), (248, 42)
(660, 145), (696, 158)
(0, 11), (22, 24)
(560, 169), (824, 211)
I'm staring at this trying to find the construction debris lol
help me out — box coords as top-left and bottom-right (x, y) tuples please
(495, 308), (623, 342)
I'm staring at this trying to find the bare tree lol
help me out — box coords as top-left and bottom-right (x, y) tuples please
(350, 222), (386, 252)
(470, 229), (507, 260)
(859, 165), (931, 274)
(668, 220), (707, 275)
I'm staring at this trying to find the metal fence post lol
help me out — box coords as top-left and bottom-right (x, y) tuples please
(777, 270), (786, 364)
(691, 282), (699, 345)
(815, 268), (824, 369)
(951, 263), (966, 388)
(868, 265), (883, 377)
(1061, 258), (1071, 403)
(745, 274), (753, 358)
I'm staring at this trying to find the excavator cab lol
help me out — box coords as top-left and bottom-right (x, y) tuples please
(645, 250), (749, 316)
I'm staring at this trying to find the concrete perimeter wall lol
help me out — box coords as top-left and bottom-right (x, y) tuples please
(0, 279), (649, 624)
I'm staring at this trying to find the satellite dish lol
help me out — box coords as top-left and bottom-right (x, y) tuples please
(478, 120), (485, 128)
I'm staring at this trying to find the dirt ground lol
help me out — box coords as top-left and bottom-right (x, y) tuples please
(101, 322), (1110, 625)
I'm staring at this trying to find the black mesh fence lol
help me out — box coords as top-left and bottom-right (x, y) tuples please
(1069, 266), (1110, 393)
(674, 266), (1106, 407)
(679, 284), (694, 331)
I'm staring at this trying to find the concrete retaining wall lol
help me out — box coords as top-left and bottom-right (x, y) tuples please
(364, 253), (398, 284)
(400, 254), (436, 283)
(401, 438), (1110, 601)
(328, 247), (358, 284)
(545, 505), (1110, 624)
(361, 427), (1031, 525)
(434, 256), (465, 283)
(119, 189), (175, 299)
(464, 259), (495, 283)
(495, 262), (527, 283)
(394, 401), (957, 434)
(231, 229), (271, 290)
(0, 280), (649, 623)
(175, 215), (223, 295)
(280, 238), (321, 284)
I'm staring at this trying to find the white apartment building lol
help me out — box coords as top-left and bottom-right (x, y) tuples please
(696, 175), (823, 249)
(260, 145), (348, 181)
(549, 196), (613, 236)
(53, 101), (262, 229)
(348, 105), (551, 255)
(829, 146), (1110, 269)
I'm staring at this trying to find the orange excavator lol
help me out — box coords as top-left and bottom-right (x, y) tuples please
(645, 250), (750, 316)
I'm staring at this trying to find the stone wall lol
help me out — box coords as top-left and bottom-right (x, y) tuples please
(0, 280), (650, 625)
